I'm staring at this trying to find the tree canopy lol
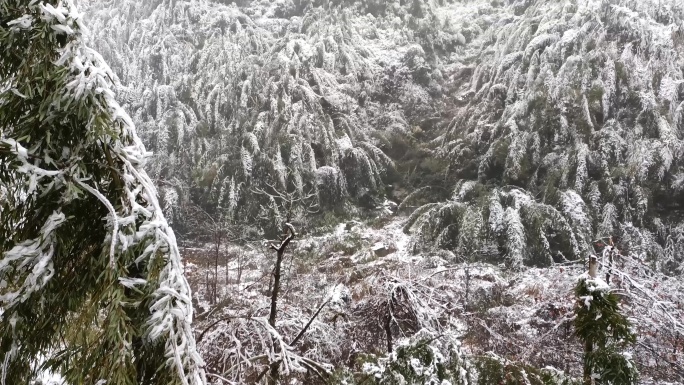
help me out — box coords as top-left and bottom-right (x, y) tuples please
(0, 1), (204, 383)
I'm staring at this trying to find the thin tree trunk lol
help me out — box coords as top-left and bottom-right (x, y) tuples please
(584, 339), (593, 385)
(269, 250), (284, 328)
(256, 285), (331, 384)
(205, 270), (210, 303)
(464, 263), (471, 310)
(675, 332), (680, 354)
(225, 249), (229, 286)
(268, 360), (280, 385)
(384, 314), (393, 353)
(266, 224), (295, 385)
(606, 242), (615, 284)
(237, 251), (243, 288)
(214, 232), (221, 304)
(385, 294), (395, 353)
(565, 322), (570, 375)
(267, 244), (285, 385)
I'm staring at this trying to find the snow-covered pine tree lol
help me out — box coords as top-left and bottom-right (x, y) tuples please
(0, 1), (204, 384)
(574, 258), (637, 385)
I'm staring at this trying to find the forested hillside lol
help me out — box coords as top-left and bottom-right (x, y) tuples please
(2, 0), (683, 384)
(80, 0), (684, 272)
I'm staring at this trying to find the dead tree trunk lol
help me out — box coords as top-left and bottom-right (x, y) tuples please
(255, 283), (334, 384)
(225, 250), (230, 286)
(213, 232), (222, 304)
(384, 314), (393, 354)
(584, 338), (593, 385)
(384, 293), (395, 353)
(464, 264), (471, 310)
(267, 223), (296, 385)
(605, 238), (616, 285)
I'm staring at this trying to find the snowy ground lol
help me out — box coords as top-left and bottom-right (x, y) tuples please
(183, 213), (684, 384)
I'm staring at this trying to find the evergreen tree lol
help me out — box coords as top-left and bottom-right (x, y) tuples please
(359, 332), (471, 385)
(573, 258), (637, 385)
(0, 1), (205, 384)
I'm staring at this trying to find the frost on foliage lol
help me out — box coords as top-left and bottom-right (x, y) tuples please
(316, 166), (347, 208)
(196, 281), (351, 383)
(0, 1), (204, 383)
(574, 270), (639, 385)
(77, 0), (455, 228)
(560, 190), (592, 248)
(361, 330), (470, 385)
(419, 0), (684, 271)
(80, 0), (684, 270)
(503, 207), (525, 270)
(407, 186), (582, 266)
(0, 212), (65, 306)
(161, 185), (180, 225)
(350, 274), (472, 385)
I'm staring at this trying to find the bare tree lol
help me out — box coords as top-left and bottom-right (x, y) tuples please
(180, 203), (238, 304)
(265, 223), (296, 385)
(252, 174), (319, 231)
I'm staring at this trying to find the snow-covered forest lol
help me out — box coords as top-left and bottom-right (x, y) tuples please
(1, 0), (684, 384)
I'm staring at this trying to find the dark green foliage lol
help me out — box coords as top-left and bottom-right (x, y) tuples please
(404, 0), (684, 272)
(406, 186), (585, 268)
(574, 278), (638, 385)
(474, 356), (578, 385)
(0, 1), (203, 384)
(353, 337), (470, 385)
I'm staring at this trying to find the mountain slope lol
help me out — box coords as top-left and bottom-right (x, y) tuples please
(408, 0), (684, 273)
(74, 0), (684, 383)
(80, 0), (461, 234)
(81, 0), (684, 274)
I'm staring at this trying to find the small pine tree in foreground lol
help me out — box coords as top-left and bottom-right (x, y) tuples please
(574, 257), (637, 385)
(0, 1), (205, 384)
(356, 331), (470, 385)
